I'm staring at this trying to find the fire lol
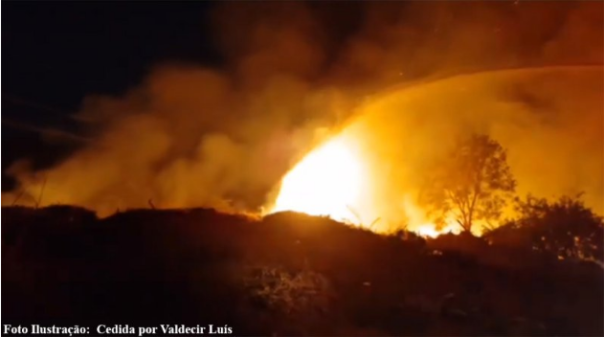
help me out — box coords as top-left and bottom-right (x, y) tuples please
(415, 225), (442, 238)
(402, 195), (462, 238)
(269, 135), (366, 224)
(268, 132), (463, 238)
(414, 223), (461, 238)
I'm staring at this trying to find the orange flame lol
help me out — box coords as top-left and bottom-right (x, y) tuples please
(268, 133), (460, 238)
(269, 135), (366, 224)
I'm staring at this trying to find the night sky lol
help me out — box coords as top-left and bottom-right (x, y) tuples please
(3, 2), (222, 185)
(4, 2), (220, 109)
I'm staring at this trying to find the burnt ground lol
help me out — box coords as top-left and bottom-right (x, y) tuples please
(2, 206), (603, 336)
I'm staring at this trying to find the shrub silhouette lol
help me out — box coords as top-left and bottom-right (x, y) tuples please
(485, 195), (604, 265)
(2, 206), (603, 336)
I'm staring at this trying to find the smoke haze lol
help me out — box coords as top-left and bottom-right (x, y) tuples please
(4, 2), (603, 225)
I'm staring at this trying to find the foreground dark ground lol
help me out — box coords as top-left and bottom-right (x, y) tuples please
(2, 206), (603, 336)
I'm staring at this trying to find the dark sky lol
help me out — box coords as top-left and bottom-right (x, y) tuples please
(3, 2), (220, 112)
(2, 2), (222, 181)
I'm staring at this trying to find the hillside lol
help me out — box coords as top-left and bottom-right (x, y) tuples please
(2, 206), (603, 336)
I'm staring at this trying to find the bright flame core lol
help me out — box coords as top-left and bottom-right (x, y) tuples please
(269, 133), (462, 237)
(270, 135), (365, 224)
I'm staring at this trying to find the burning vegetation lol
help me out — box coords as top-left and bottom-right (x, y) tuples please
(5, 66), (602, 238)
(3, 2), (603, 237)
(2, 2), (603, 335)
(268, 134), (367, 225)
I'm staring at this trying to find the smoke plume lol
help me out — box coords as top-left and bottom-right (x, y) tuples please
(4, 2), (603, 222)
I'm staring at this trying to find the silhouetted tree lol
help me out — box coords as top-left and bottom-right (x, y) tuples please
(487, 195), (604, 264)
(421, 134), (516, 233)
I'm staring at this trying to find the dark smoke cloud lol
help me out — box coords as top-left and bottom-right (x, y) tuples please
(4, 2), (602, 221)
